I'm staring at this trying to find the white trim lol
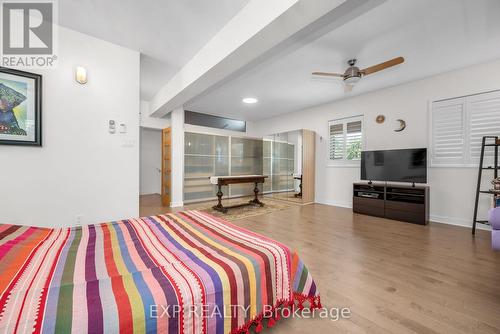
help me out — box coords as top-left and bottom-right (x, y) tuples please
(430, 214), (491, 231)
(315, 199), (352, 209)
(429, 214), (470, 227)
(314, 201), (492, 231)
(326, 163), (360, 168)
(170, 201), (184, 208)
(429, 164), (478, 169)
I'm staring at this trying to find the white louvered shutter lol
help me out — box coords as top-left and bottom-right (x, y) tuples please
(468, 91), (500, 164)
(329, 123), (344, 160)
(431, 98), (466, 165)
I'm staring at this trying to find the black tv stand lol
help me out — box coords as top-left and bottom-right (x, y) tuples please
(353, 182), (429, 225)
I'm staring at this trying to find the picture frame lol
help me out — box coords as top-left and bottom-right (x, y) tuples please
(0, 67), (42, 146)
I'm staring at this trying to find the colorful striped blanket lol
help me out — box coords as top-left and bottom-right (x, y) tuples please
(0, 211), (320, 334)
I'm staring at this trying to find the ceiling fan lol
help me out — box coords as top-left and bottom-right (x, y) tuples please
(312, 56), (404, 92)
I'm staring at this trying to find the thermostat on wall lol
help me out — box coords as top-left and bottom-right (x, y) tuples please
(109, 120), (116, 134)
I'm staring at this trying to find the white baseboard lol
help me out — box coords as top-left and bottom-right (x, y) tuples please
(430, 214), (491, 231)
(315, 199), (352, 209)
(170, 201), (184, 208)
(315, 201), (491, 231)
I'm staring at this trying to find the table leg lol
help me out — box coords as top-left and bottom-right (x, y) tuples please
(295, 178), (302, 198)
(249, 182), (264, 207)
(213, 184), (228, 213)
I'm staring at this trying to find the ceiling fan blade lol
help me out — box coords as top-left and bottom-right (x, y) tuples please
(361, 57), (404, 75)
(312, 71), (344, 78)
(344, 84), (354, 93)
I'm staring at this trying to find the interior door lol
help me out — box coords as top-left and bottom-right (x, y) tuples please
(161, 127), (171, 206)
(301, 129), (315, 204)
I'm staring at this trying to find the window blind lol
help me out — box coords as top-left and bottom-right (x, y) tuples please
(468, 91), (500, 162)
(329, 123), (344, 160)
(431, 99), (465, 165)
(431, 90), (500, 166)
(329, 116), (363, 163)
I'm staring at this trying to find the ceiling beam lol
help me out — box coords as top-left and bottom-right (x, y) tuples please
(149, 0), (381, 117)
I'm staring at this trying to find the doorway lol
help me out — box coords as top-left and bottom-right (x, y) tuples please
(139, 127), (163, 214)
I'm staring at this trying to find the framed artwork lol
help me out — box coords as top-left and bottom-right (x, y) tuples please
(0, 67), (42, 146)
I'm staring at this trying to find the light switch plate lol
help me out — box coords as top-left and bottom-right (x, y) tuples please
(121, 139), (134, 148)
(119, 123), (127, 133)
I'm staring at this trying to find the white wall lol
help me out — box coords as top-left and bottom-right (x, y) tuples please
(0, 26), (140, 227)
(140, 101), (171, 129)
(140, 128), (162, 195)
(251, 58), (500, 228)
(170, 108), (185, 207)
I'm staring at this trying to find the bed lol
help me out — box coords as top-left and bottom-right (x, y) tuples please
(0, 211), (320, 334)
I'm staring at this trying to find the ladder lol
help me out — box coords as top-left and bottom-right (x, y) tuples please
(472, 136), (499, 234)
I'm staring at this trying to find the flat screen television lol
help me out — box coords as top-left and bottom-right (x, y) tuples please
(361, 148), (427, 184)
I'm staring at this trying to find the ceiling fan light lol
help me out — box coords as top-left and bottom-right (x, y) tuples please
(242, 97), (258, 104)
(344, 76), (361, 85)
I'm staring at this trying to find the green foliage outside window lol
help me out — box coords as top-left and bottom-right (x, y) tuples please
(346, 140), (362, 160)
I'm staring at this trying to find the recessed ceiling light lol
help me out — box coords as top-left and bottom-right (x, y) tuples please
(242, 97), (258, 104)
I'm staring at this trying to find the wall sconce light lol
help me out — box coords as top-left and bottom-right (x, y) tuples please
(75, 66), (87, 84)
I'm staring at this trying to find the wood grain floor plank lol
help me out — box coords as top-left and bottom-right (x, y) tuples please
(140, 196), (500, 333)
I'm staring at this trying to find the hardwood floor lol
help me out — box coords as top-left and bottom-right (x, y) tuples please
(140, 197), (500, 333)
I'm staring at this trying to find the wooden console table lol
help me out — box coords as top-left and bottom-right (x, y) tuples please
(209, 175), (268, 213)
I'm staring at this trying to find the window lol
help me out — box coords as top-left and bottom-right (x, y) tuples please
(431, 90), (500, 166)
(328, 116), (363, 164)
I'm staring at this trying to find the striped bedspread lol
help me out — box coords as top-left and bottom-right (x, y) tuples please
(0, 211), (320, 334)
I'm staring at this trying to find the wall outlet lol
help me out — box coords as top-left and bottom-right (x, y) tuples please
(75, 215), (84, 225)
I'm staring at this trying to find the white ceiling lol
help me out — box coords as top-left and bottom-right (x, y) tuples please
(185, 0), (500, 121)
(59, 0), (249, 100)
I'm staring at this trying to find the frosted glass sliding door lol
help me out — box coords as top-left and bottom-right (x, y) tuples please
(184, 132), (266, 202)
(271, 141), (294, 192)
(230, 137), (264, 196)
(184, 132), (229, 201)
(264, 130), (299, 201)
(263, 139), (272, 192)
